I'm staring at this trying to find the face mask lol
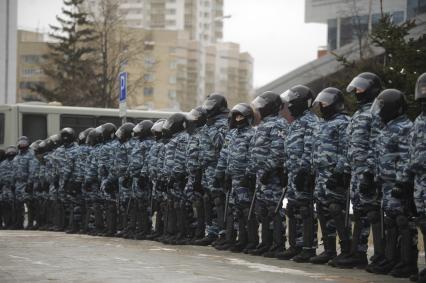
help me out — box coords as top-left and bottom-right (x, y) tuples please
(319, 104), (336, 120)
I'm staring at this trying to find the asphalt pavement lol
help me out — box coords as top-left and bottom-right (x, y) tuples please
(0, 230), (416, 283)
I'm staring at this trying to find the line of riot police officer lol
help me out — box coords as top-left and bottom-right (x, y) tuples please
(0, 72), (425, 282)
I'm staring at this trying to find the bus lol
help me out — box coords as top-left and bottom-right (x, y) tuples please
(0, 103), (175, 149)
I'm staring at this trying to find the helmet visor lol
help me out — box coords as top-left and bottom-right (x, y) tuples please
(133, 124), (142, 134)
(415, 81), (426, 101)
(162, 119), (173, 131)
(151, 121), (164, 133)
(346, 77), (372, 93)
(231, 104), (251, 117)
(280, 89), (299, 103)
(370, 98), (384, 116)
(187, 109), (202, 122)
(313, 89), (337, 107)
(251, 96), (268, 109)
(202, 99), (216, 111)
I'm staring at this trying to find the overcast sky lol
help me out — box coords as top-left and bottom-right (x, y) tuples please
(18, 0), (327, 88)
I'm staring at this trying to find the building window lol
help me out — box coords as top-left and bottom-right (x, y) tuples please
(144, 87), (154, 96)
(22, 68), (43, 76)
(168, 90), (177, 99)
(22, 55), (41, 64)
(144, 73), (155, 82)
(169, 76), (176, 84)
(166, 20), (176, 26)
(144, 56), (156, 67)
(166, 9), (176, 15)
(169, 60), (177, 69)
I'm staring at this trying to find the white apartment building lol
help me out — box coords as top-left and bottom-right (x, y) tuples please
(86, 0), (224, 44)
(0, 0), (17, 104)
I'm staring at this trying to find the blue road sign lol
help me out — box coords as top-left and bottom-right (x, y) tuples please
(119, 72), (127, 103)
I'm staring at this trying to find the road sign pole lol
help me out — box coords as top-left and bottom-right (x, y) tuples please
(119, 72), (128, 125)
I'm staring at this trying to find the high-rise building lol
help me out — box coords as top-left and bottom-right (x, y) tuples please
(123, 28), (252, 111)
(86, 0), (224, 44)
(305, 0), (426, 50)
(0, 0), (17, 104)
(16, 30), (53, 103)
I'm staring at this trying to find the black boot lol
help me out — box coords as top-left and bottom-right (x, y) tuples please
(216, 213), (236, 251)
(243, 209), (259, 254)
(263, 211), (284, 258)
(249, 214), (272, 256)
(388, 216), (418, 278)
(335, 217), (368, 269)
(368, 217), (398, 274)
(366, 220), (386, 271)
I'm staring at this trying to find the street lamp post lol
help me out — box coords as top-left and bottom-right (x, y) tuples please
(196, 15), (231, 106)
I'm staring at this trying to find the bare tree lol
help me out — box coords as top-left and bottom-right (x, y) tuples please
(87, 0), (148, 108)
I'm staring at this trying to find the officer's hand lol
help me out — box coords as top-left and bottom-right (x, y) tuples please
(359, 172), (374, 194)
(213, 176), (221, 188)
(295, 168), (308, 191)
(391, 182), (408, 199)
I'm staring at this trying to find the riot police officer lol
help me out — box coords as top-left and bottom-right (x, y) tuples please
(246, 91), (288, 257)
(336, 72), (384, 269)
(194, 94), (230, 246)
(0, 146), (17, 228)
(278, 85), (319, 262)
(369, 89), (417, 278)
(310, 87), (352, 266)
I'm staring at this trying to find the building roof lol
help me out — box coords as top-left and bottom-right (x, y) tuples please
(256, 13), (426, 96)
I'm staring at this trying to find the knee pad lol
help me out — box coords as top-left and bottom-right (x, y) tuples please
(213, 197), (223, 207)
(299, 206), (311, 218)
(328, 203), (343, 217)
(396, 215), (409, 228)
(366, 210), (380, 224)
(202, 193), (210, 203)
(267, 206), (276, 218)
(255, 203), (267, 218)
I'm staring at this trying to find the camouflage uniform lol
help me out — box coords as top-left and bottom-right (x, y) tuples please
(199, 113), (229, 237)
(285, 110), (319, 252)
(313, 113), (351, 257)
(248, 115), (288, 251)
(0, 158), (15, 227)
(13, 149), (38, 228)
(375, 115), (416, 267)
(346, 102), (382, 254)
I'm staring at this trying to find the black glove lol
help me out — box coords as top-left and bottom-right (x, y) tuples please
(326, 172), (350, 193)
(122, 175), (133, 188)
(295, 168), (308, 191)
(391, 181), (411, 199)
(260, 170), (272, 185)
(240, 173), (256, 191)
(213, 172), (225, 188)
(278, 168), (288, 187)
(359, 172), (374, 195)
(25, 183), (34, 193)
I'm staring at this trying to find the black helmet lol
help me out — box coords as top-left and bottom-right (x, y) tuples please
(151, 119), (166, 140)
(186, 106), (207, 134)
(371, 89), (407, 124)
(229, 103), (254, 129)
(38, 139), (48, 154)
(280, 85), (315, 118)
(17, 136), (30, 151)
(162, 113), (187, 137)
(60, 127), (76, 144)
(50, 134), (63, 148)
(86, 128), (103, 146)
(0, 149), (5, 162)
(30, 139), (42, 153)
(346, 72), (382, 106)
(133, 120), (154, 139)
(313, 87), (345, 120)
(78, 128), (94, 145)
(202, 93), (228, 118)
(101, 123), (117, 141)
(251, 91), (282, 119)
(5, 145), (18, 159)
(415, 73), (426, 101)
(115, 122), (135, 143)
